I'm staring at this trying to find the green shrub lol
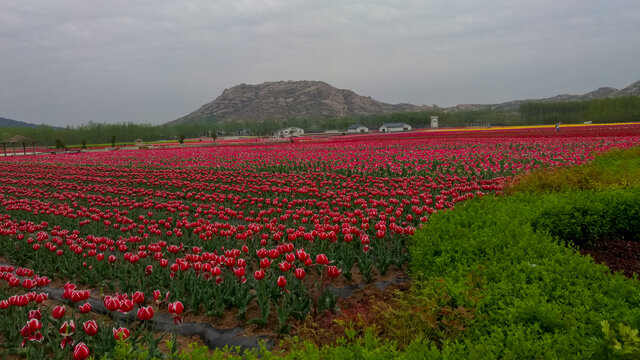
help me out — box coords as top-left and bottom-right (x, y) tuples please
(409, 193), (640, 359)
(531, 189), (640, 246)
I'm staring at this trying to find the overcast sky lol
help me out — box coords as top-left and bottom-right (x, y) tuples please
(1, 0), (639, 126)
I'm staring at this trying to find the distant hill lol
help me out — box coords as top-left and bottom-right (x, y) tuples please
(169, 79), (640, 125)
(168, 80), (428, 125)
(0, 117), (41, 128)
(447, 80), (640, 112)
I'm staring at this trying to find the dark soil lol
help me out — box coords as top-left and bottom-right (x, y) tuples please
(580, 239), (640, 278)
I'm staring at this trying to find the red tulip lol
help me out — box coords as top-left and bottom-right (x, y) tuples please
(119, 299), (134, 313)
(153, 289), (169, 305)
(61, 334), (74, 349)
(59, 320), (75, 336)
(35, 292), (48, 303)
(132, 291), (145, 305)
(260, 258), (272, 268)
(21, 278), (37, 289)
(168, 301), (184, 315)
(256, 248), (268, 258)
(254, 269), (265, 280)
(78, 302), (92, 313)
(28, 318), (42, 333)
(137, 306), (154, 320)
(278, 261), (291, 272)
(315, 254), (329, 265)
(327, 265), (342, 278)
(52, 305), (66, 319)
(28, 309), (42, 320)
(103, 296), (120, 311)
(294, 267), (306, 280)
(73, 342), (90, 360)
(113, 327), (130, 340)
(82, 320), (98, 336)
(277, 276), (287, 288)
(285, 253), (296, 263)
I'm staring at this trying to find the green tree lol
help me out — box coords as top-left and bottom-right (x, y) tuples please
(54, 138), (65, 150)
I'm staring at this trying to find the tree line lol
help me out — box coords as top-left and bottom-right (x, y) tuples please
(0, 120), (219, 147)
(519, 96), (640, 124)
(2, 97), (638, 146)
(1, 111), (523, 146)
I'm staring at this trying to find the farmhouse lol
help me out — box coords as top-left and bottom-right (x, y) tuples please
(235, 128), (252, 136)
(379, 122), (412, 133)
(347, 124), (369, 133)
(274, 126), (304, 138)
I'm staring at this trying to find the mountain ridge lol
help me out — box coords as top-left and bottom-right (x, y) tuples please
(168, 80), (427, 125)
(170, 79), (640, 124)
(0, 117), (41, 128)
(448, 80), (640, 112)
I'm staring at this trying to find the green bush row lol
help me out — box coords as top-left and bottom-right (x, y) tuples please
(531, 189), (640, 247)
(408, 193), (640, 359)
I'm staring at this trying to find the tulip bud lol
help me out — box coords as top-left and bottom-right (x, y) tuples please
(315, 254), (329, 265)
(294, 267), (306, 280)
(52, 305), (66, 319)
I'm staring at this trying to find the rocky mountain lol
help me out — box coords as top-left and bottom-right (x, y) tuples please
(170, 79), (640, 125)
(448, 80), (640, 112)
(169, 80), (426, 124)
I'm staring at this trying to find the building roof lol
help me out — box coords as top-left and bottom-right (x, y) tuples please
(347, 124), (367, 129)
(2, 135), (36, 143)
(381, 122), (410, 128)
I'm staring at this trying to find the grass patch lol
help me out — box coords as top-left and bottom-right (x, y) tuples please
(507, 146), (640, 193)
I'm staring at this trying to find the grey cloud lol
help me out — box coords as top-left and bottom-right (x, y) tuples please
(1, 0), (639, 126)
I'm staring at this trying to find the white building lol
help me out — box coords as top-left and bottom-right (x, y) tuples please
(347, 124), (369, 133)
(379, 122), (412, 133)
(430, 116), (439, 129)
(274, 126), (304, 138)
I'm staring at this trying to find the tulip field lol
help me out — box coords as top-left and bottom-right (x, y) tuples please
(1, 123), (640, 358)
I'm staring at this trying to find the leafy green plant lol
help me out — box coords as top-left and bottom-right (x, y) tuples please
(409, 192), (640, 358)
(586, 321), (640, 359)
